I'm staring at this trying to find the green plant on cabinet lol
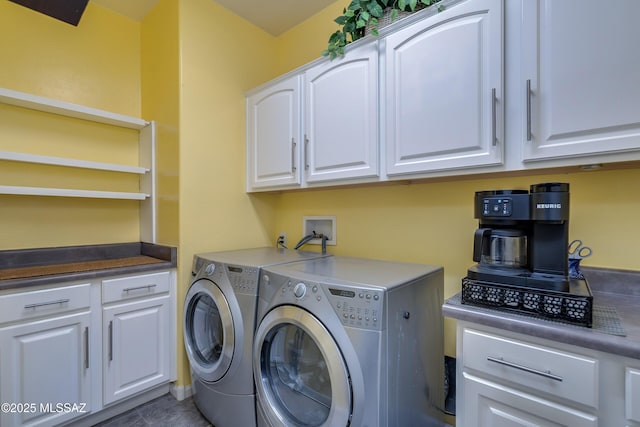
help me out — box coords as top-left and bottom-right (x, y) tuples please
(323, 0), (444, 59)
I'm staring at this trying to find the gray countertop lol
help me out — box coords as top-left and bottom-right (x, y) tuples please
(443, 267), (640, 360)
(0, 242), (177, 291)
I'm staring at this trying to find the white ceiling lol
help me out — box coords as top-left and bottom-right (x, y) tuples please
(91, 0), (336, 36)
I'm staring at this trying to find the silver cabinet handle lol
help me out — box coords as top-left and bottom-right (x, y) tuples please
(84, 327), (89, 369)
(487, 356), (563, 382)
(122, 284), (157, 293)
(491, 88), (497, 146)
(526, 79), (532, 141)
(24, 298), (70, 309)
(304, 135), (309, 170)
(108, 321), (113, 362)
(291, 138), (296, 173)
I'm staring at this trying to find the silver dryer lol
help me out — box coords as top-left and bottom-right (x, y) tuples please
(253, 256), (445, 427)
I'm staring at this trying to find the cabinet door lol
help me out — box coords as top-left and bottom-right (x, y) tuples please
(103, 295), (170, 405)
(0, 313), (92, 427)
(246, 75), (301, 190)
(461, 372), (597, 427)
(385, 0), (503, 176)
(304, 41), (379, 183)
(521, 0), (640, 161)
(627, 367), (640, 423)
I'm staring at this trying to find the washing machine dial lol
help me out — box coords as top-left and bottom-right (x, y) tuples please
(293, 282), (307, 299)
(205, 263), (216, 276)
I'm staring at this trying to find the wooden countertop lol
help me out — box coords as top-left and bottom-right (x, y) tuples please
(0, 242), (176, 291)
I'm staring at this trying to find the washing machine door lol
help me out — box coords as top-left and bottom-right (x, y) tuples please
(254, 305), (352, 427)
(184, 278), (234, 383)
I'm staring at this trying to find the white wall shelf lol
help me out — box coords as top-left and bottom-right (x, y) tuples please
(0, 88), (148, 129)
(0, 185), (148, 200)
(0, 87), (157, 242)
(0, 151), (148, 174)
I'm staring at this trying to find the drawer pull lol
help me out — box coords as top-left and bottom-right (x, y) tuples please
(487, 356), (563, 382)
(24, 298), (70, 309)
(122, 284), (157, 293)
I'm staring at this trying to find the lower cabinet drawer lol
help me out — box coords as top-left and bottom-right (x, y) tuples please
(462, 372), (598, 427)
(102, 271), (170, 303)
(0, 283), (91, 324)
(627, 367), (640, 422)
(463, 328), (598, 408)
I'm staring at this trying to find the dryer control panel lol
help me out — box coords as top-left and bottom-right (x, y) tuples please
(328, 286), (383, 331)
(273, 277), (384, 331)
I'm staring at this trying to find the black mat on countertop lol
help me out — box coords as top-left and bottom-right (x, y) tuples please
(446, 293), (627, 337)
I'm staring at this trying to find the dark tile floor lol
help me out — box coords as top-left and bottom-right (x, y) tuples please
(94, 394), (211, 427)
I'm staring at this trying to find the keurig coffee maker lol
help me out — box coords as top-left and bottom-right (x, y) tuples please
(462, 182), (594, 327)
(468, 182), (570, 292)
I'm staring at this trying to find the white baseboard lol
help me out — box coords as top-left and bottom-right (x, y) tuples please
(170, 383), (193, 401)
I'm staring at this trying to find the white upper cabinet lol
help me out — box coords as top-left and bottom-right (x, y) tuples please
(385, 0), (504, 176)
(304, 41), (379, 183)
(520, 0), (640, 162)
(246, 75), (302, 190)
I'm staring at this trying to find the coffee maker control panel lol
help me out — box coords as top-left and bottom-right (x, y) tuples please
(482, 197), (512, 217)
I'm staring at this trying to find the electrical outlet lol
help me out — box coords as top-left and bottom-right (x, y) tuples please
(277, 232), (287, 248)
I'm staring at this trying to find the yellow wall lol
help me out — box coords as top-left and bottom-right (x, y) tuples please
(141, 0), (181, 247)
(0, 1), (143, 249)
(174, 0), (280, 386)
(275, 2), (346, 75)
(0, 2), (140, 114)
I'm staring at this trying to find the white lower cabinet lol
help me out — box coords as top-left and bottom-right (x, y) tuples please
(627, 368), (640, 425)
(0, 283), (94, 427)
(0, 270), (175, 426)
(456, 321), (640, 427)
(463, 373), (597, 426)
(102, 271), (173, 406)
(103, 295), (171, 405)
(458, 325), (599, 426)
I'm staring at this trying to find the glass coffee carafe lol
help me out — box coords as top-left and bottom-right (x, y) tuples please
(474, 228), (527, 268)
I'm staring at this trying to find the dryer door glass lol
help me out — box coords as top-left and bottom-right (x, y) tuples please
(255, 306), (351, 427)
(264, 324), (331, 425)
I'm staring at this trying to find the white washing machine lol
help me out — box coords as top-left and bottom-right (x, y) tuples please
(253, 256), (446, 427)
(183, 247), (330, 427)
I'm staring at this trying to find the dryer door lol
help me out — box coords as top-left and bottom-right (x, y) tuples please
(254, 305), (352, 427)
(184, 278), (234, 382)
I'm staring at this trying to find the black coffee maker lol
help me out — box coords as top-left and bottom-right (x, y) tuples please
(467, 182), (570, 292)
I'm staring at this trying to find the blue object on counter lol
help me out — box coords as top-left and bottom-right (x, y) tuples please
(569, 257), (584, 279)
